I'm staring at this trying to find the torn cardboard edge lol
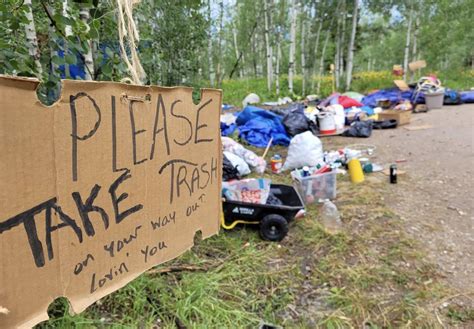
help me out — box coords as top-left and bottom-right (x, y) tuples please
(0, 75), (223, 328)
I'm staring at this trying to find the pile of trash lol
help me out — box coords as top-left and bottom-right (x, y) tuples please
(221, 75), (474, 148)
(219, 74), (471, 239)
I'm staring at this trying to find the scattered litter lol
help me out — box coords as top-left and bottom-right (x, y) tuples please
(222, 154), (240, 181)
(236, 106), (290, 147)
(342, 121), (373, 138)
(348, 158), (365, 183)
(282, 105), (318, 137)
(382, 168), (406, 176)
(242, 93), (260, 107)
(222, 136), (266, 174)
(404, 124), (433, 131)
(222, 178), (271, 204)
(447, 206), (466, 216)
(0, 306), (9, 315)
(224, 151), (251, 176)
(319, 200), (342, 234)
(281, 131), (323, 171)
(291, 169), (337, 204)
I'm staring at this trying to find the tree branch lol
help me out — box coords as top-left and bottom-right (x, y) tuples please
(40, 0), (94, 79)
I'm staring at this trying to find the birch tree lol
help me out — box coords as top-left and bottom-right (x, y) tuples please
(339, 0), (346, 80)
(345, 0), (359, 90)
(301, 14), (307, 96)
(23, 0), (42, 75)
(231, 21), (243, 78)
(317, 20), (333, 95)
(403, 1), (414, 81)
(263, 0), (273, 91)
(334, 13), (341, 89)
(311, 13), (324, 91)
(288, 0), (297, 94)
(207, 0), (215, 86)
(410, 13), (419, 82)
(62, 0), (72, 77)
(216, 0), (224, 87)
(47, 1), (58, 76)
(79, 4), (94, 80)
(275, 35), (281, 95)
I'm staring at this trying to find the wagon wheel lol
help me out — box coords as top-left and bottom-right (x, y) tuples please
(259, 214), (289, 241)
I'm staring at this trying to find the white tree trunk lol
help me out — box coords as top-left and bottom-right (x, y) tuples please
(410, 13), (420, 82)
(301, 18), (306, 96)
(311, 16), (323, 90)
(216, 0), (224, 86)
(288, 0), (297, 94)
(403, 3), (414, 81)
(207, 0), (215, 86)
(24, 0), (42, 75)
(339, 0), (346, 80)
(79, 5), (94, 80)
(317, 29), (331, 95)
(62, 0), (72, 78)
(345, 0), (358, 90)
(335, 15), (341, 89)
(264, 0), (273, 91)
(231, 22), (243, 78)
(276, 37), (281, 95)
(47, 2), (58, 75)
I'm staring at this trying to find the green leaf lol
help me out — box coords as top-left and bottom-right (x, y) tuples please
(51, 56), (65, 65)
(65, 54), (77, 65)
(101, 64), (112, 76)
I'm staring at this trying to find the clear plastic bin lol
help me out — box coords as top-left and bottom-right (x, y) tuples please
(291, 170), (337, 204)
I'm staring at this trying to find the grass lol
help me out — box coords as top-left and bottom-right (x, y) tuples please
(36, 139), (473, 328)
(220, 70), (474, 106)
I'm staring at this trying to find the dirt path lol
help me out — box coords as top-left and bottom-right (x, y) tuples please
(338, 104), (474, 292)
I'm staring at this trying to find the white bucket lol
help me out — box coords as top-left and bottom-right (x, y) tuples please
(326, 104), (345, 130)
(425, 91), (444, 109)
(318, 112), (336, 135)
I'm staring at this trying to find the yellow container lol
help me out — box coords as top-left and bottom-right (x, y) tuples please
(348, 158), (365, 183)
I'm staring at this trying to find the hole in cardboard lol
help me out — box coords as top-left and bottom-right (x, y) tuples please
(121, 93), (151, 103)
(192, 88), (202, 106)
(36, 79), (62, 106)
(45, 296), (72, 321)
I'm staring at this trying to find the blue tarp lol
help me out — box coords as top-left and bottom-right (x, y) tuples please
(361, 88), (414, 108)
(461, 91), (474, 103)
(221, 122), (237, 136)
(236, 106), (290, 148)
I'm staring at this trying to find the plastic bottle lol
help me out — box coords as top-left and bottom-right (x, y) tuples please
(320, 200), (342, 233)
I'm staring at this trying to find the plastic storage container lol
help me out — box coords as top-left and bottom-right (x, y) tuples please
(424, 91), (444, 109)
(291, 170), (337, 204)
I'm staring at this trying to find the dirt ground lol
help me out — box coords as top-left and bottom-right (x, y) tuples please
(336, 104), (474, 292)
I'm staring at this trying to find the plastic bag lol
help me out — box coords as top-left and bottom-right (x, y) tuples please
(222, 154), (240, 181)
(222, 137), (266, 174)
(223, 151), (251, 176)
(342, 121), (373, 138)
(222, 178), (271, 204)
(282, 107), (318, 137)
(281, 131), (324, 171)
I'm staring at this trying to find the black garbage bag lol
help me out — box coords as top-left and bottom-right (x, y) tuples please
(372, 119), (398, 129)
(282, 107), (318, 137)
(223, 154), (240, 181)
(342, 120), (373, 138)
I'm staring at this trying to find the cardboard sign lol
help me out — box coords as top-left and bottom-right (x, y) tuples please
(0, 76), (222, 328)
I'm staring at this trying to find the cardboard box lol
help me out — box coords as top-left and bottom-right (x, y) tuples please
(0, 76), (222, 328)
(378, 110), (412, 126)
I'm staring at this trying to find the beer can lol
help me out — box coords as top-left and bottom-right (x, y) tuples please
(390, 164), (397, 184)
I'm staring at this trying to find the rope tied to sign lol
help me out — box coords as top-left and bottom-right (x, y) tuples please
(116, 0), (146, 85)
